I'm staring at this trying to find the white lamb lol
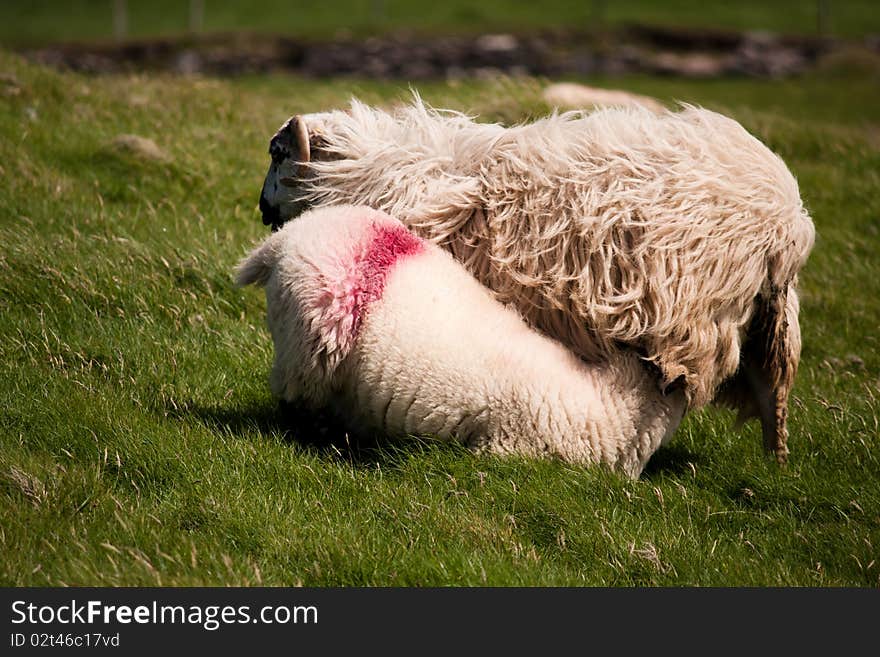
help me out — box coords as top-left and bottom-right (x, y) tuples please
(257, 100), (815, 462)
(237, 205), (687, 479)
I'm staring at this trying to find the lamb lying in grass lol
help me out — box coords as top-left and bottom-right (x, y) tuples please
(237, 205), (687, 478)
(257, 100), (815, 463)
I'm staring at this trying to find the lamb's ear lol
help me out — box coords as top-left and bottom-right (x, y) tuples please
(235, 237), (278, 287)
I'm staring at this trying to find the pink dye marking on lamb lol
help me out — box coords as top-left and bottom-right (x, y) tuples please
(348, 222), (424, 338)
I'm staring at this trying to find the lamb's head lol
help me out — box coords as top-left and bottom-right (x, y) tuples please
(259, 113), (335, 231)
(237, 205), (425, 408)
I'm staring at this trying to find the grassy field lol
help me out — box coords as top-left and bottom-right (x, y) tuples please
(1, 50), (879, 586)
(2, 0), (880, 45)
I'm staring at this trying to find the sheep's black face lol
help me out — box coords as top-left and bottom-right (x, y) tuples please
(259, 116), (312, 231)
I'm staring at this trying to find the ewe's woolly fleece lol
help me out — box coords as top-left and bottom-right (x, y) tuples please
(271, 100), (814, 417)
(237, 205), (687, 478)
(257, 100), (815, 461)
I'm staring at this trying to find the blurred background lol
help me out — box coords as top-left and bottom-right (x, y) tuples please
(3, 1), (880, 40)
(2, 1), (879, 80)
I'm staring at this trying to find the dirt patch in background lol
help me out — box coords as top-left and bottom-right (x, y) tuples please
(18, 24), (880, 79)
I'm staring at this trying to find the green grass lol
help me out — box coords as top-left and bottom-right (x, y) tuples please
(1, 52), (879, 585)
(1, 0), (879, 46)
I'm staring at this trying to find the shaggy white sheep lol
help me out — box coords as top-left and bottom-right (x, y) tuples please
(542, 82), (666, 113)
(257, 99), (814, 462)
(237, 205), (687, 478)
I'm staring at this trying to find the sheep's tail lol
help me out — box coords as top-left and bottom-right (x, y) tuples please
(235, 235), (281, 287)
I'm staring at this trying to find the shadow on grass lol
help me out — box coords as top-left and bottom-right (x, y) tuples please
(167, 396), (704, 479)
(641, 443), (704, 480)
(166, 396), (455, 469)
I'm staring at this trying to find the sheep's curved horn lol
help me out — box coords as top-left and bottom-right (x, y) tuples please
(292, 115), (310, 164)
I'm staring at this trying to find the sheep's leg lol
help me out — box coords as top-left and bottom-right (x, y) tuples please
(739, 285), (798, 463)
(763, 285), (800, 464)
(716, 281), (799, 464)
